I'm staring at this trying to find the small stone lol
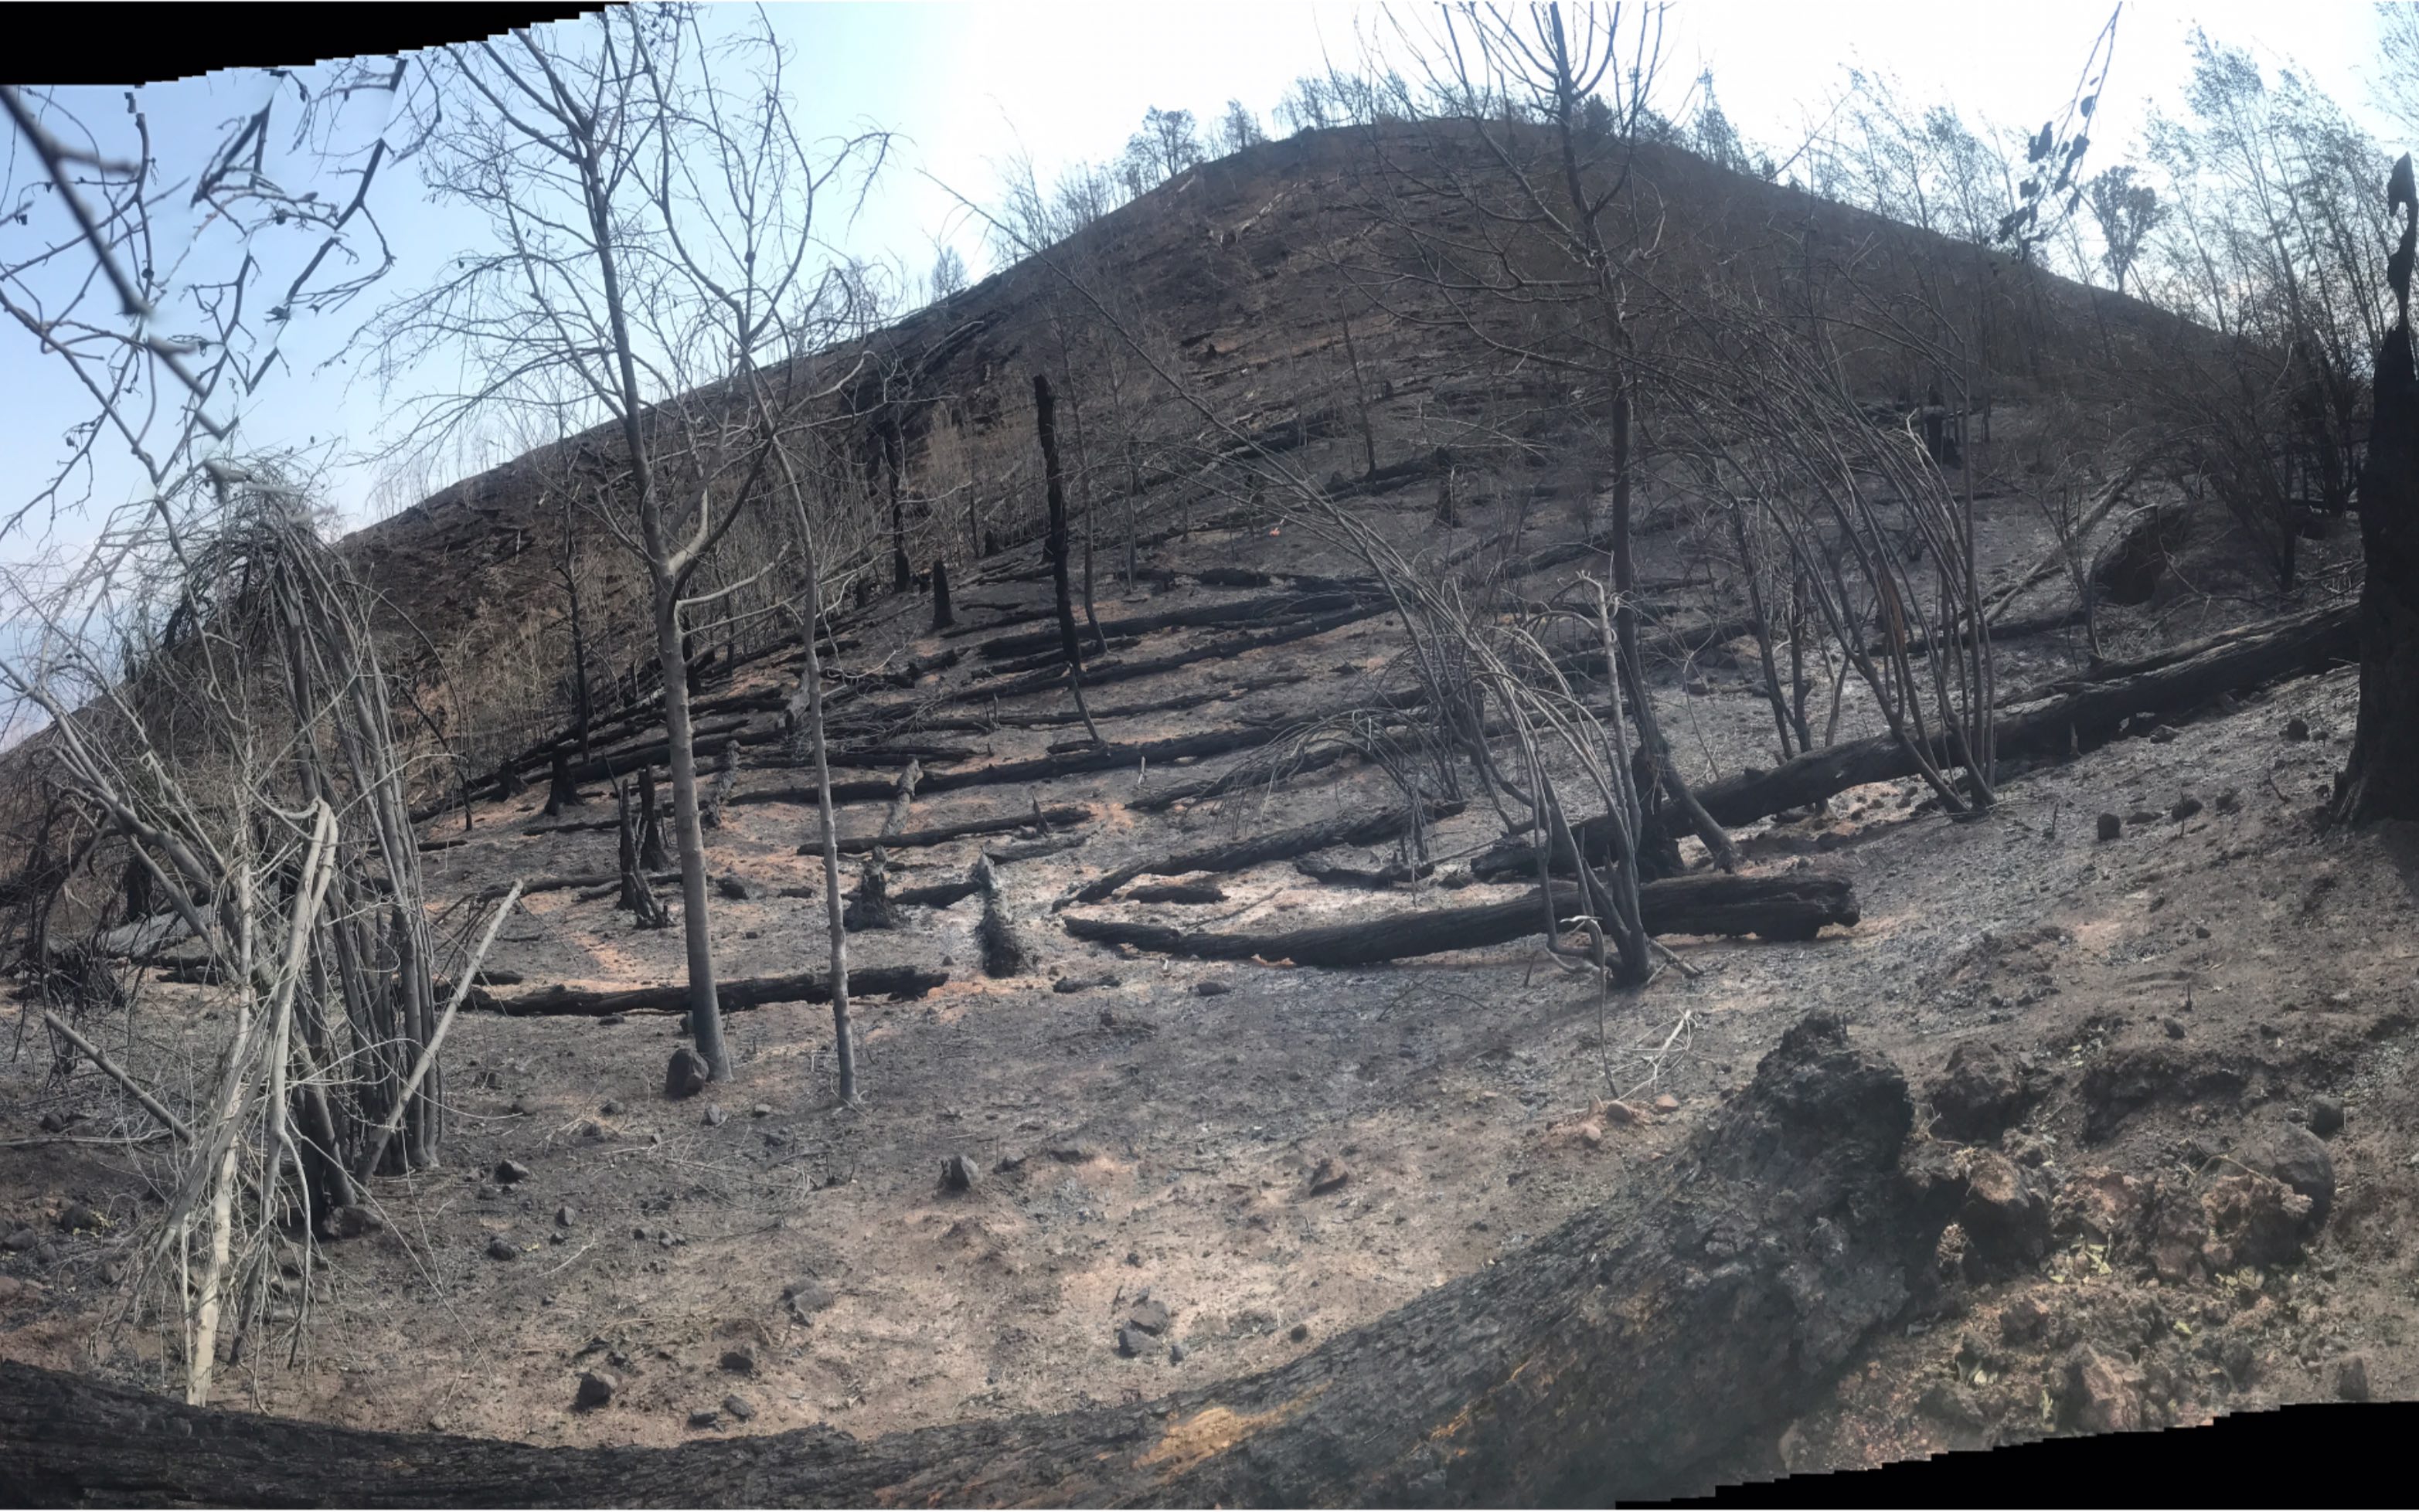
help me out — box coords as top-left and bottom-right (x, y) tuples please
(556, 1205), (577, 1227)
(715, 874), (753, 901)
(2309, 1096), (2346, 1137)
(940, 1154), (978, 1192)
(751, 1103), (773, 1119)
(495, 1160), (532, 1185)
(2171, 796), (2204, 822)
(1169, 1341), (1186, 1364)
(36, 1110), (80, 1134)
(323, 1205), (383, 1240)
(1, 1229), (36, 1253)
(2097, 812), (2123, 842)
(1288, 1322), (1311, 1343)
(703, 1103), (728, 1127)
(2284, 717), (2310, 742)
(1127, 1298), (1172, 1336)
(665, 1046), (709, 1100)
(2147, 726), (2176, 744)
(688, 1408), (722, 1430)
(2063, 1346), (2145, 1432)
(601, 1099), (623, 1116)
(2337, 1356), (2371, 1402)
(2215, 788), (2241, 814)
(720, 1347), (755, 1375)
(1307, 1157), (1349, 1196)
(1959, 1151), (2052, 1277)
(1652, 1094), (1680, 1113)
(1999, 1296), (2046, 1344)
(783, 1277), (836, 1315)
(1193, 980), (1231, 997)
(573, 1370), (617, 1409)
(486, 1235), (520, 1262)
(1116, 1323), (1151, 1357)
(2252, 1123), (2336, 1225)
(56, 1203), (105, 1232)
(721, 1394), (756, 1422)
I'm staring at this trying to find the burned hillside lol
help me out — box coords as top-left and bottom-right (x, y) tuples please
(3, 12), (2415, 1504)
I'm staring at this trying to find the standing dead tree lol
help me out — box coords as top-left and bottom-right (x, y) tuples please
(360, 8), (883, 1084)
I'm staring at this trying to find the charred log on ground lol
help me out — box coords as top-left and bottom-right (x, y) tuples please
(1067, 872), (1857, 966)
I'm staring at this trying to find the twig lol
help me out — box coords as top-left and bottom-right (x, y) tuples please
(37, 1011), (194, 1143)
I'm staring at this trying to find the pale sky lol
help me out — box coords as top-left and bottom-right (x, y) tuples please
(0, 1), (2403, 555)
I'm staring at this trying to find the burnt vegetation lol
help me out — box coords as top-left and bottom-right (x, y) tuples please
(2, 2), (2418, 1501)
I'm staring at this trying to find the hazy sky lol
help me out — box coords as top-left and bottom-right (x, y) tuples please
(0, 1), (2402, 553)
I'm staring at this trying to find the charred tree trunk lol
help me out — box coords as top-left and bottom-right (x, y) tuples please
(543, 753), (580, 817)
(1033, 373), (1101, 743)
(635, 767), (666, 873)
(886, 421), (912, 595)
(0, 1014), (1934, 1507)
(2336, 153), (2419, 824)
(931, 558), (954, 631)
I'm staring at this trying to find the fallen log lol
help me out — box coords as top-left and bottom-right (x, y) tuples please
(0, 1012), (1934, 1507)
(1067, 872), (1856, 965)
(468, 965), (946, 1016)
(953, 603), (1388, 704)
(799, 804), (1093, 857)
(1073, 800), (1461, 903)
(1478, 604), (2358, 881)
(975, 590), (1365, 662)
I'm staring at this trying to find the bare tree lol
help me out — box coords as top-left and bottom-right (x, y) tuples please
(361, 8), (883, 1083)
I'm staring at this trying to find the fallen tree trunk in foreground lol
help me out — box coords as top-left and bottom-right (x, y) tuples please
(1067, 872), (1856, 966)
(1478, 604), (2357, 882)
(0, 1012), (1934, 1507)
(466, 965), (946, 1017)
(1073, 799), (1463, 903)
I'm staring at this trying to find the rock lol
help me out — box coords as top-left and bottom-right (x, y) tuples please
(1126, 1298), (1172, 1336)
(719, 1347), (755, 1375)
(1999, 1296), (2047, 1344)
(703, 1104), (727, 1127)
(36, 1110), (82, 1134)
(2200, 1173), (2312, 1268)
(665, 1047), (709, 1100)
(2336, 1356), (2371, 1402)
(715, 874), (753, 901)
(1115, 1323), (1152, 1357)
(2215, 788), (2242, 814)
(494, 1160), (531, 1185)
(751, 1103), (773, 1119)
(1169, 1341), (1186, 1364)
(1306, 1157), (1349, 1196)
(1192, 980), (1230, 997)
(2147, 726), (2176, 745)
(2097, 812), (2123, 842)
(55, 1203), (105, 1233)
(688, 1408), (722, 1430)
(2250, 1123), (2336, 1226)
(1053, 973), (1119, 994)
(1652, 1093), (1680, 1113)
(2285, 717), (2310, 742)
(940, 1154), (978, 1193)
(1930, 1041), (2035, 1142)
(1918, 1381), (1984, 1429)
(721, 1394), (755, 1422)
(556, 1205), (577, 1227)
(573, 1370), (617, 1409)
(485, 1235), (520, 1262)
(601, 1099), (623, 1116)
(2308, 1095), (2346, 1138)
(2063, 1347), (2145, 1433)
(0, 1229), (35, 1254)
(782, 1277), (836, 1316)
(2170, 796), (2204, 822)
(1958, 1151), (2051, 1276)
(1288, 1322), (1311, 1342)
